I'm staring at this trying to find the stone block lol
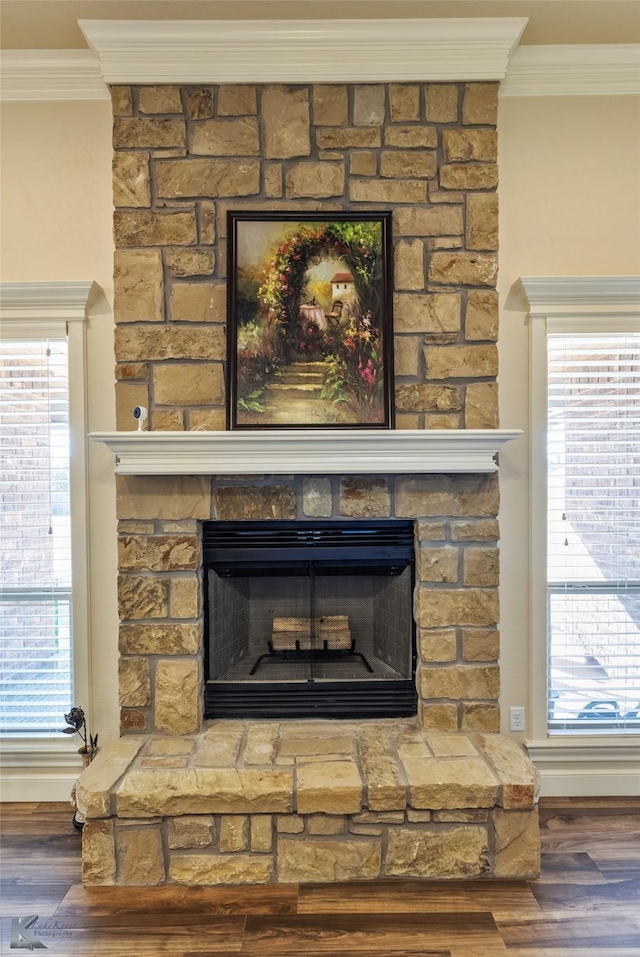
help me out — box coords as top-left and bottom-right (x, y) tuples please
(395, 473), (499, 519)
(317, 127), (381, 150)
(493, 808), (541, 878)
(170, 577), (199, 618)
(82, 820), (116, 885)
(114, 210), (197, 247)
(394, 240), (425, 291)
(116, 475), (211, 521)
(467, 193), (499, 251)
(395, 384), (461, 414)
(165, 248), (215, 277)
(296, 761), (363, 815)
(418, 628), (457, 663)
(119, 622), (201, 655)
(350, 151), (377, 176)
(118, 657), (151, 708)
(384, 126), (437, 149)
(429, 189), (464, 204)
(338, 477), (390, 518)
(280, 736), (353, 757)
(118, 535), (200, 572)
(353, 84), (386, 126)
(219, 815), (249, 852)
(425, 84), (458, 123)
(419, 663), (500, 700)
(443, 129), (497, 162)
(194, 725), (244, 767)
(424, 344), (498, 380)
(277, 837), (381, 883)
(386, 826), (489, 878)
(138, 86), (182, 114)
(418, 546), (459, 583)
(114, 249), (163, 323)
(465, 290), (499, 341)
(186, 88), (214, 119)
(214, 485), (297, 520)
(151, 410), (184, 431)
(200, 201), (216, 244)
(450, 519), (499, 542)
(170, 853), (272, 884)
(416, 521), (447, 541)
(359, 727), (406, 811)
(312, 85), (348, 126)
(462, 628), (500, 662)
(462, 703), (500, 732)
(463, 546), (499, 586)
(401, 753), (499, 810)
(188, 409), (226, 431)
(190, 118), (260, 156)
(153, 361), (224, 406)
(251, 815), (273, 852)
(394, 206), (463, 238)
(406, 810), (431, 822)
(429, 251), (498, 288)
(155, 659), (201, 735)
(117, 324), (225, 362)
(156, 158), (260, 198)
(114, 117), (186, 149)
(243, 724), (279, 766)
(381, 150), (436, 179)
(170, 281), (226, 323)
(440, 164), (498, 191)
(146, 738), (196, 756)
(427, 734), (477, 757)
(116, 825), (165, 885)
(307, 815), (346, 835)
(167, 815), (216, 848)
(474, 734), (539, 809)
(264, 164), (283, 197)
(349, 179), (426, 204)
(462, 83), (499, 126)
(393, 292), (460, 333)
(433, 809), (488, 822)
(302, 477), (332, 518)
(217, 85), (257, 116)
(286, 162), (345, 199)
(395, 413), (420, 429)
(389, 84), (420, 122)
(419, 702), (459, 732)
(117, 768), (293, 816)
(393, 336), (420, 377)
(262, 86), (310, 158)
(117, 575), (168, 620)
(276, 814), (304, 833)
(113, 152), (150, 208)
(116, 363), (149, 381)
(76, 737), (144, 819)
(111, 86), (132, 115)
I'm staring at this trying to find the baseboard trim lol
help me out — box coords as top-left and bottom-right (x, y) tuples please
(538, 768), (640, 797)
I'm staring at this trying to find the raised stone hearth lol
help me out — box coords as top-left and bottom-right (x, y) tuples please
(78, 721), (540, 885)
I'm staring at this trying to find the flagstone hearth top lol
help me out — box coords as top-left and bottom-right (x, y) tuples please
(89, 429), (523, 475)
(77, 721), (539, 821)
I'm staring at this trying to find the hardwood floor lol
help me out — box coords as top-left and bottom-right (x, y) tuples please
(1, 798), (639, 956)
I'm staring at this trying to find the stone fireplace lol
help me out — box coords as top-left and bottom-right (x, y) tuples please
(78, 72), (540, 885)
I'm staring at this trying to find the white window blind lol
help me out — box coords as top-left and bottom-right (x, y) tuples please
(547, 331), (640, 734)
(0, 338), (73, 732)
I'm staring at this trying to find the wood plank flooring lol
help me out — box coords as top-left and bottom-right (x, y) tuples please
(1, 797), (638, 956)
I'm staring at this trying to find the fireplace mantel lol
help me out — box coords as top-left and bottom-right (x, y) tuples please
(89, 429), (522, 475)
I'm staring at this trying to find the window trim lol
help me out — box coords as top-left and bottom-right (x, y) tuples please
(517, 276), (640, 791)
(0, 281), (96, 792)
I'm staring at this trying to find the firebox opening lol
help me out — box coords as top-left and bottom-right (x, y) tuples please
(203, 520), (417, 719)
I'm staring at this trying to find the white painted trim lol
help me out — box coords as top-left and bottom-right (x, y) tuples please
(78, 18), (527, 84)
(89, 428), (523, 476)
(0, 281), (100, 800)
(0, 50), (109, 102)
(501, 44), (640, 98)
(519, 276), (640, 775)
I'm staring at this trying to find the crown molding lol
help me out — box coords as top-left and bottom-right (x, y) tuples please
(77, 18), (527, 84)
(502, 44), (640, 97)
(0, 50), (109, 101)
(514, 276), (640, 327)
(0, 281), (99, 323)
(89, 428), (523, 476)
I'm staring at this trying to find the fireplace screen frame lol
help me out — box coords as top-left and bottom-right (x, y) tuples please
(203, 519), (418, 720)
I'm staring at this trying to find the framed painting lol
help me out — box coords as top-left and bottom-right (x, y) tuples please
(227, 211), (393, 429)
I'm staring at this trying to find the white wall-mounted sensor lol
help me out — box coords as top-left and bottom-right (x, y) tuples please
(133, 406), (148, 431)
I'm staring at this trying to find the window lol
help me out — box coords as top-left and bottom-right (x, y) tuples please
(0, 282), (93, 742)
(547, 332), (640, 734)
(521, 276), (640, 750)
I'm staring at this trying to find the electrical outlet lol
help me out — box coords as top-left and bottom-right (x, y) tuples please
(510, 707), (526, 731)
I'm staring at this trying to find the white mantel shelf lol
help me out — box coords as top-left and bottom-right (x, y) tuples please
(89, 429), (523, 476)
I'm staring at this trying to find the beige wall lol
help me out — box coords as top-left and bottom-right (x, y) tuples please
(498, 94), (640, 735)
(0, 101), (120, 743)
(1, 93), (639, 751)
